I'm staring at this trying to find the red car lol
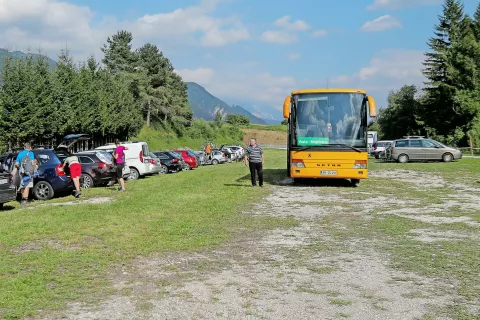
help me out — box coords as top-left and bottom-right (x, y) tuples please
(173, 150), (198, 170)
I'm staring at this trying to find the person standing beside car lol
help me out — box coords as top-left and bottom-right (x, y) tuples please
(114, 139), (128, 192)
(244, 138), (264, 187)
(63, 153), (82, 198)
(11, 143), (38, 206)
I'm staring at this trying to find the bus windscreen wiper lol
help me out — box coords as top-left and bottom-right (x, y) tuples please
(323, 144), (362, 153)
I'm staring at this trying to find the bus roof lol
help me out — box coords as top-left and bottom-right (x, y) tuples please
(291, 88), (367, 95)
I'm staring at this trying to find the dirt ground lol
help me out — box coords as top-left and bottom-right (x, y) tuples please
(38, 168), (479, 320)
(241, 129), (286, 146)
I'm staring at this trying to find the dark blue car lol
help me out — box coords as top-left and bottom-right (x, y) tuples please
(2, 149), (74, 200)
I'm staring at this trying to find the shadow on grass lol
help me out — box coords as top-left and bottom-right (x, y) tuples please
(0, 204), (15, 211)
(226, 169), (356, 188)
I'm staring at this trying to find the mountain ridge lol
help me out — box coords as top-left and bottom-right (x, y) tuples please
(186, 82), (267, 124)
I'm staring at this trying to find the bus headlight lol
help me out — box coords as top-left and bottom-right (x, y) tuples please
(353, 160), (367, 169)
(291, 159), (305, 168)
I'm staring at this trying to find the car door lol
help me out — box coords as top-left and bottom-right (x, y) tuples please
(408, 139), (424, 160)
(421, 139), (441, 160)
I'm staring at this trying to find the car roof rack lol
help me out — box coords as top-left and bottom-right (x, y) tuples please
(402, 136), (425, 139)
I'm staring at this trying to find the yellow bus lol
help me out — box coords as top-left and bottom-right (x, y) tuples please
(282, 88), (377, 186)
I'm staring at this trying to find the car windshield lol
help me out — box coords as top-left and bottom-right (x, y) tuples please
(187, 151), (197, 157)
(294, 92), (367, 147)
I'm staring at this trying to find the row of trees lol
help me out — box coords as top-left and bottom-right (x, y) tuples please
(0, 30), (194, 150)
(371, 0), (480, 147)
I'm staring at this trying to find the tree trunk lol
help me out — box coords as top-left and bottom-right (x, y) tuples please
(146, 101), (151, 127)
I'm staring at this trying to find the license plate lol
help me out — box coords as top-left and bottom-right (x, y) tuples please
(320, 170), (337, 176)
(0, 178), (8, 184)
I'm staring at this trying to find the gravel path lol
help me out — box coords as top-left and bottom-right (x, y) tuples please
(38, 177), (459, 320)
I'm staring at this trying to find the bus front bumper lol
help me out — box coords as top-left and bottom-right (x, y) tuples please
(290, 168), (368, 179)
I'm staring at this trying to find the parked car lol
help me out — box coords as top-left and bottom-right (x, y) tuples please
(152, 151), (183, 173)
(73, 151), (119, 188)
(0, 166), (16, 209)
(1, 149), (74, 200)
(227, 145), (244, 160)
(210, 150), (227, 165)
(96, 141), (151, 180)
(170, 151), (189, 171)
(173, 150), (198, 170)
(371, 140), (393, 159)
(391, 136), (463, 163)
(147, 152), (163, 175)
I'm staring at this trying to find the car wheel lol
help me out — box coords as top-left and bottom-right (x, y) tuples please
(33, 181), (54, 200)
(212, 159), (219, 165)
(0, 203), (3, 210)
(442, 153), (453, 163)
(128, 168), (140, 180)
(397, 154), (409, 163)
(81, 174), (94, 189)
(160, 165), (168, 174)
(184, 163), (191, 171)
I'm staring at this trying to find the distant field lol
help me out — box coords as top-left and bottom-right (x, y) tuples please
(241, 125), (287, 146)
(248, 124), (287, 132)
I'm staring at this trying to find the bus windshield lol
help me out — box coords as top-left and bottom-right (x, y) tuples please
(293, 92), (367, 148)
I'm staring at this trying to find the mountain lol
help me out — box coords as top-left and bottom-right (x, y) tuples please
(186, 82), (267, 124)
(0, 49), (57, 71)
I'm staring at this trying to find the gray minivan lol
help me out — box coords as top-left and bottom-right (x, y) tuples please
(391, 136), (462, 163)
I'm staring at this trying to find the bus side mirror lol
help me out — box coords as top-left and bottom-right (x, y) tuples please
(367, 95), (377, 118)
(283, 96), (291, 118)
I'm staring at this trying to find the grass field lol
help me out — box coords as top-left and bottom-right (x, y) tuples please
(0, 154), (294, 319)
(1, 149), (480, 319)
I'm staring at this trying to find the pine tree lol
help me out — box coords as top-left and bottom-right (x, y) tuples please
(421, 0), (465, 137)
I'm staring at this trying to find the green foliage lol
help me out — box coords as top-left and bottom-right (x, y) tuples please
(226, 114), (250, 126)
(0, 30), (199, 149)
(281, 119), (288, 125)
(379, 0), (480, 147)
(377, 85), (424, 140)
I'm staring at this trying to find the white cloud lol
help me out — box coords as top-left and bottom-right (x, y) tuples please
(260, 30), (298, 44)
(287, 52), (301, 60)
(175, 67), (215, 84)
(360, 15), (401, 32)
(367, 0), (441, 10)
(273, 16), (310, 31)
(175, 67), (300, 108)
(0, 0), (250, 60)
(312, 29), (328, 38)
(329, 49), (426, 105)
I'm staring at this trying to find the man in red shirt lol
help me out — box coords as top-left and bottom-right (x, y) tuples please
(114, 139), (128, 192)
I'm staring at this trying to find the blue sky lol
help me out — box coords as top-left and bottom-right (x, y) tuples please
(0, 0), (478, 119)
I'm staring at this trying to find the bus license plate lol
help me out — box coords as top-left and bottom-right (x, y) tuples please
(320, 170), (337, 176)
(0, 178), (8, 185)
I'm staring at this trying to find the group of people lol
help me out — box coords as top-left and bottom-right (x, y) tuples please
(12, 139), (129, 205)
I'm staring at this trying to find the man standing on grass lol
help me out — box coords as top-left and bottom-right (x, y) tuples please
(114, 139), (128, 192)
(244, 138), (264, 187)
(11, 143), (38, 205)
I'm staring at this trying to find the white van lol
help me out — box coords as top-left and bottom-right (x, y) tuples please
(95, 141), (151, 180)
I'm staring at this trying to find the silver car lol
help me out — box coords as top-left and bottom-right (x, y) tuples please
(391, 137), (462, 163)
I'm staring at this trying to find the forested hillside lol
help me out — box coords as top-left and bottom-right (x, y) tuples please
(0, 31), (244, 151)
(371, 0), (480, 147)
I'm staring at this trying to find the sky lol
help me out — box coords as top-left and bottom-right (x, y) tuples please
(0, 0), (479, 118)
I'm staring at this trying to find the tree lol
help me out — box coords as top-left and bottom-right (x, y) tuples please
(101, 30), (137, 74)
(421, 0), (466, 137)
(377, 85), (424, 140)
(226, 114), (250, 126)
(281, 119), (288, 125)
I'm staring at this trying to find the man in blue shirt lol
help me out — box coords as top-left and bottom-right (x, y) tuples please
(12, 143), (37, 205)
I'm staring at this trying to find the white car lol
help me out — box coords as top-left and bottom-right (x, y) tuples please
(96, 141), (151, 180)
(227, 146), (245, 160)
